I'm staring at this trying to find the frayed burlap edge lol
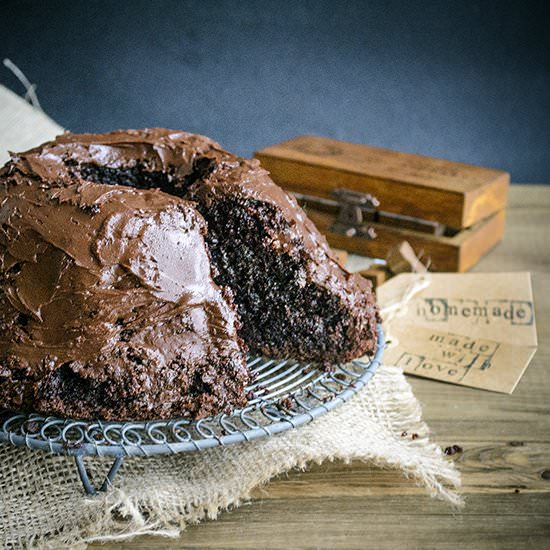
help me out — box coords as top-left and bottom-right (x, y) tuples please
(1, 366), (462, 549)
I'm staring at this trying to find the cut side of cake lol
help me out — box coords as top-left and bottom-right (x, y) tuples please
(187, 163), (379, 365)
(0, 129), (379, 421)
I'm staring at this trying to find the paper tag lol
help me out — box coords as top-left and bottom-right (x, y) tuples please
(378, 272), (538, 393)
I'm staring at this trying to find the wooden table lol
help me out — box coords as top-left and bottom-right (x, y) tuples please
(93, 185), (550, 549)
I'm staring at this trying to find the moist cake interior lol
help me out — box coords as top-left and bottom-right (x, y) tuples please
(76, 161), (368, 365)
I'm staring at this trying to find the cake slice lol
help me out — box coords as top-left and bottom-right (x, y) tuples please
(186, 156), (380, 365)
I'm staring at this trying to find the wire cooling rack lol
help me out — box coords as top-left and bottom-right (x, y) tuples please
(0, 326), (384, 495)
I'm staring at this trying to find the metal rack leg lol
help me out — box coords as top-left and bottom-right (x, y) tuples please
(74, 455), (124, 495)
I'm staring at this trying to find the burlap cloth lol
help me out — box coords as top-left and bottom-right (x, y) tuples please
(0, 83), (461, 549)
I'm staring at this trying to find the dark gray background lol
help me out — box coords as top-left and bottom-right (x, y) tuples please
(2, 0), (549, 182)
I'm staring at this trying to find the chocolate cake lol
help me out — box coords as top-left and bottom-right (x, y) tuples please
(0, 129), (379, 421)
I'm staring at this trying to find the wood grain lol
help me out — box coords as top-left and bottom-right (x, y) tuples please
(109, 495), (550, 550)
(91, 185), (550, 549)
(255, 135), (510, 228)
(305, 207), (505, 272)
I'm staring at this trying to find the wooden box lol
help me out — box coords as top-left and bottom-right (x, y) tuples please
(255, 135), (510, 272)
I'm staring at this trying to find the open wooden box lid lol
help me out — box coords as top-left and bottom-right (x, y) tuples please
(255, 135), (509, 230)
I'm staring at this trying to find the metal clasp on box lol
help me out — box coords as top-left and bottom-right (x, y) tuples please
(292, 188), (445, 237)
(331, 189), (379, 239)
(292, 188), (378, 239)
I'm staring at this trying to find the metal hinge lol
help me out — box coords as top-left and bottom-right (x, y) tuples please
(293, 188), (445, 237)
(331, 189), (379, 238)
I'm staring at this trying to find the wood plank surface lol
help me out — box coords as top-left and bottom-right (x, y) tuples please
(91, 185), (550, 549)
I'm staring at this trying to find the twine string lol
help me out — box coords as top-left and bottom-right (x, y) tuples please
(3, 58), (43, 112)
(381, 273), (432, 349)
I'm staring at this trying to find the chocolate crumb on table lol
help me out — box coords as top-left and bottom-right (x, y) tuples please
(444, 444), (463, 456)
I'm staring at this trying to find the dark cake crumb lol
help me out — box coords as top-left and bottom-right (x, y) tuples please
(80, 203), (101, 216)
(278, 397), (293, 410)
(444, 444), (463, 456)
(119, 329), (134, 342)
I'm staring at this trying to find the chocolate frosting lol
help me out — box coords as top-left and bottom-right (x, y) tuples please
(0, 130), (250, 419)
(0, 129), (377, 419)
(9, 128), (371, 303)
